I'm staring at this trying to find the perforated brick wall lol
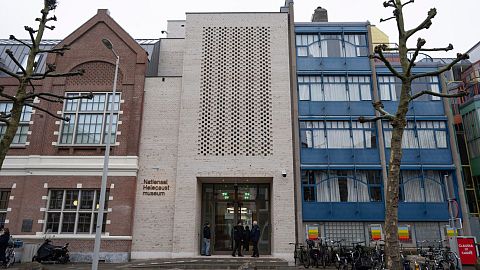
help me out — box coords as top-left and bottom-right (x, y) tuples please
(198, 26), (273, 157)
(65, 61), (123, 86)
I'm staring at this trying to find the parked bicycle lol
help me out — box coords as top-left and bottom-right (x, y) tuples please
(290, 242), (310, 268)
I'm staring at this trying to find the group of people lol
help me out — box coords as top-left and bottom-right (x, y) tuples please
(201, 220), (261, 257)
(232, 220), (260, 257)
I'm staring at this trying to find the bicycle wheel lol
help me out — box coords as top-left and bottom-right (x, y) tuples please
(301, 250), (310, 268)
(293, 249), (298, 266)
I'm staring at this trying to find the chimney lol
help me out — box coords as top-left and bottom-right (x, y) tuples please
(311, 6), (328, 22)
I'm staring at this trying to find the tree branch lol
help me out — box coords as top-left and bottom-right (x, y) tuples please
(0, 86), (17, 101)
(406, 38), (426, 75)
(30, 69), (85, 80)
(402, 0), (414, 7)
(411, 53), (469, 80)
(371, 45), (405, 79)
(0, 66), (21, 80)
(407, 44), (453, 52)
(358, 115), (394, 123)
(406, 8), (437, 39)
(9, 35), (32, 49)
(25, 92), (93, 103)
(380, 16), (396, 23)
(24, 103), (70, 121)
(383, 0), (397, 8)
(38, 45), (70, 56)
(409, 89), (469, 102)
(5, 49), (26, 75)
(24, 26), (37, 47)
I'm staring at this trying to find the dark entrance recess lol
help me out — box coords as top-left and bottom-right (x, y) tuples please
(201, 183), (270, 255)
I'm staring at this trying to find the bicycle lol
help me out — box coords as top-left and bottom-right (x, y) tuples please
(290, 242), (310, 268)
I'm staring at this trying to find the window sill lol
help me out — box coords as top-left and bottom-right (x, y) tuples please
(56, 144), (117, 150)
(9, 145), (27, 149)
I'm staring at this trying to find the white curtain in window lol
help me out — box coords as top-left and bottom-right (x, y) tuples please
(330, 175), (340, 202)
(379, 84), (391, 100)
(299, 84), (310, 100)
(355, 172), (370, 202)
(309, 43), (321, 57)
(435, 130), (447, 148)
(418, 130), (436, 148)
(297, 47), (307, 56)
(403, 177), (424, 202)
(313, 130), (326, 148)
(310, 84), (323, 101)
(352, 130), (364, 148)
(306, 130), (313, 148)
(360, 84), (371, 100)
(324, 83), (347, 101)
(424, 179), (444, 202)
(348, 84), (360, 101)
(384, 130), (392, 148)
(320, 40), (328, 57)
(316, 172), (341, 202)
(403, 130), (418, 148)
(327, 130), (351, 148)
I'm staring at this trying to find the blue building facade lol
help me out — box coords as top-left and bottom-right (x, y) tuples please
(295, 22), (460, 245)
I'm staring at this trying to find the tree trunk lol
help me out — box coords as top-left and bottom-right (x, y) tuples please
(384, 81), (411, 269)
(0, 95), (25, 168)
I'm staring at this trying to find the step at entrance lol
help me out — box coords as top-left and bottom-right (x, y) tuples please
(128, 257), (289, 269)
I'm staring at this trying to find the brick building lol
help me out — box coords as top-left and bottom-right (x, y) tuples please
(0, 9), (153, 262)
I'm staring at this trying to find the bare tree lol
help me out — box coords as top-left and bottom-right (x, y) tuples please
(359, 0), (470, 268)
(0, 0), (92, 168)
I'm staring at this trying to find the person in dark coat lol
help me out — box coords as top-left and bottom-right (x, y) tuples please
(250, 221), (261, 257)
(201, 222), (211, 256)
(243, 225), (251, 252)
(232, 221), (244, 257)
(0, 228), (10, 263)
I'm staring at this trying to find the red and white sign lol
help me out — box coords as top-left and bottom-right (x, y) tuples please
(457, 237), (477, 265)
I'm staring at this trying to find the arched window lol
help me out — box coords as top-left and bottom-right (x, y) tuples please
(400, 171), (445, 202)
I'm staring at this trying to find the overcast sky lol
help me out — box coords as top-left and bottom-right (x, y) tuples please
(2, 0), (479, 57)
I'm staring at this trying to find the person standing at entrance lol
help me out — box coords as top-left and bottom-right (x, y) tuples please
(201, 222), (211, 256)
(250, 221), (261, 257)
(243, 225), (251, 252)
(232, 221), (244, 257)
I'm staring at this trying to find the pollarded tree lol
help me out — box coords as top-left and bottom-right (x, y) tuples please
(0, 0), (91, 168)
(360, 0), (469, 268)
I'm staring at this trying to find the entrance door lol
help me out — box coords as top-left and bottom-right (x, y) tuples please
(202, 183), (270, 255)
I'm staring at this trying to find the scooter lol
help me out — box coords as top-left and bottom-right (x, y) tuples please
(32, 239), (69, 264)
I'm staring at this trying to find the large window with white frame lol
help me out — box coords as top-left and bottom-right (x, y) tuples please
(383, 120), (448, 149)
(302, 170), (382, 202)
(0, 102), (32, 145)
(298, 75), (372, 101)
(296, 33), (368, 58)
(0, 190), (10, 228)
(378, 75), (441, 101)
(399, 170), (445, 202)
(45, 189), (108, 234)
(59, 92), (120, 145)
(300, 120), (376, 149)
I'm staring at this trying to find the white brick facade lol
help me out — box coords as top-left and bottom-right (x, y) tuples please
(132, 12), (295, 260)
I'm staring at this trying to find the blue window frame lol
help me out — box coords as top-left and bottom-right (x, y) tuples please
(399, 170), (446, 202)
(300, 120), (376, 149)
(378, 75), (441, 101)
(295, 33), (368, 58)
(298, 75), (372, 101)
(383, 120), (448, 149)
(302, 170), (383, 202)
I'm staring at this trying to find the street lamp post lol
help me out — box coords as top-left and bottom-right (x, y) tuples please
(92, 38), (119, 270)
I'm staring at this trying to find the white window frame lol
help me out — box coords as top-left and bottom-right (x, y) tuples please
(58, 92), (120, 146)
(0, 102), (32, 145)
(44, 189), (108, 235)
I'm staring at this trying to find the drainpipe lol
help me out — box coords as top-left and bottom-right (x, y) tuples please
(440, 74), (471, 235)
(366, 25), (389, 206)
(284, 0), (304, 243)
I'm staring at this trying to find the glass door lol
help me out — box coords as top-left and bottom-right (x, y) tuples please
(201, 183), (270, 255)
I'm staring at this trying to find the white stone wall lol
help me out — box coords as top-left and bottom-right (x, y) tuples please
(158, 39), (185, 77)
(131, 77), (182, 259)
(166, 20), (186, 38)
(171, 12), (295, 259)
